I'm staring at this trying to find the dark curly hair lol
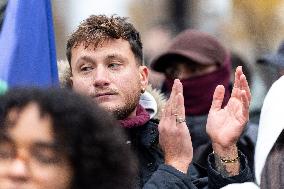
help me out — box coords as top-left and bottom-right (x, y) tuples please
(66, 15), (143, 65)
(0, 87), (137, 189)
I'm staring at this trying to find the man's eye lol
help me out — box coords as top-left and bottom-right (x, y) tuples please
(0, 142), (14, 160)
(108, 63), (121, 69)
(80, 66), (93, 72)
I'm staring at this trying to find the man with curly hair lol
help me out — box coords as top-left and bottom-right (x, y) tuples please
(65, 15), (253, 188)
(0, 88), (137, 189)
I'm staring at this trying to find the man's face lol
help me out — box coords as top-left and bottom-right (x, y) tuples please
(0, 103), (73, 189)
(70, 39), (148, 119)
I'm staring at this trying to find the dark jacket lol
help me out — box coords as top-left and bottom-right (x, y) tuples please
(125, 119), (253, 189)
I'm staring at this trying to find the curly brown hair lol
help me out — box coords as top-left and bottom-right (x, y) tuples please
(66, 15), (143, 65)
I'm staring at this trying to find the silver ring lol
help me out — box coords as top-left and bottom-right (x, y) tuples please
(176, 117), (186, 124)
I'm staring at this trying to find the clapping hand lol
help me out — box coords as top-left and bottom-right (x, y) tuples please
(206, 66), (251, 176)
(158, 79), (193, 173)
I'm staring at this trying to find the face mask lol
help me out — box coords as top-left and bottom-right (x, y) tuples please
(162, 63), (231, 116)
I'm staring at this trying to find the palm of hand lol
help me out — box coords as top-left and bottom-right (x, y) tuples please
(207, 97), (247, 147)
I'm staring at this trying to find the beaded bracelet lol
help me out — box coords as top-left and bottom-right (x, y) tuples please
(220, 156), (239, 163)
(213, 151), (239, 163)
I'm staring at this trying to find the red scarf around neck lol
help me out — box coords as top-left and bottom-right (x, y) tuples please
(119, 104), (150, 128)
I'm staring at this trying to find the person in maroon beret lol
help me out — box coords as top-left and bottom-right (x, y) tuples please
(151, 29), (257, 171)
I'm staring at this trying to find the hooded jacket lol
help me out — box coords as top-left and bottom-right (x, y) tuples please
(222, 75), (284, 188)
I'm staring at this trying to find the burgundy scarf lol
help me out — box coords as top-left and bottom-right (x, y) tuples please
(163, 60), (231, 116)
(119, 104), (150, 128)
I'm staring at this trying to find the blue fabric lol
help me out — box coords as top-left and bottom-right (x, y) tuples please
(0, 79), (8, 95)
(0, 0), (58, 87)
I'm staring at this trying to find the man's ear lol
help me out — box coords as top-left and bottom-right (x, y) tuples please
(139, 66), (149, 90)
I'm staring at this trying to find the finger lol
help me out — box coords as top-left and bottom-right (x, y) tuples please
(240, 74), (251, 103)
(235, 85), (242, 100)
(210, 85), (225, 111)
(175, 79), (183, 95)
(176, 80), (184, 115)
(176, 92), (185, 118)
(176, 92), (190, 134)
(164, 100), (172, 118)
(241, 90), (250, 119)
(168, 79), (179, 115)
(235, 66), (243, 87)
(168, 80), (176, 103)
(171, 88), (178, 117)
(231, 66), (242, 97)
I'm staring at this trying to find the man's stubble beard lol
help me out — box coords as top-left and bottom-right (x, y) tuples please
(100, 91), (141, 120)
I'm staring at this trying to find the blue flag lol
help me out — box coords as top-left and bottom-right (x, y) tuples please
(0, 0), (59, 87)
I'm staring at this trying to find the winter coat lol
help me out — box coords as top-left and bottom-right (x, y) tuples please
(126, 119), (252, 189)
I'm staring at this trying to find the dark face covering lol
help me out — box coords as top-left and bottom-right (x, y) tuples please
(162, 62), (231, 116)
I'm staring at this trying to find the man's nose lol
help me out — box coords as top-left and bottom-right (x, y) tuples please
(93, 66), (110, 88)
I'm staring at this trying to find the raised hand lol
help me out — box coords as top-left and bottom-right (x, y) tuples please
(206, 66), (251, 148)
(158, 79), (193, 173)
(206, 66), (251, 176)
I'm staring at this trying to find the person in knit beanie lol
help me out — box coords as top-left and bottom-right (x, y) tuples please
(151, 29), (258, 171)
